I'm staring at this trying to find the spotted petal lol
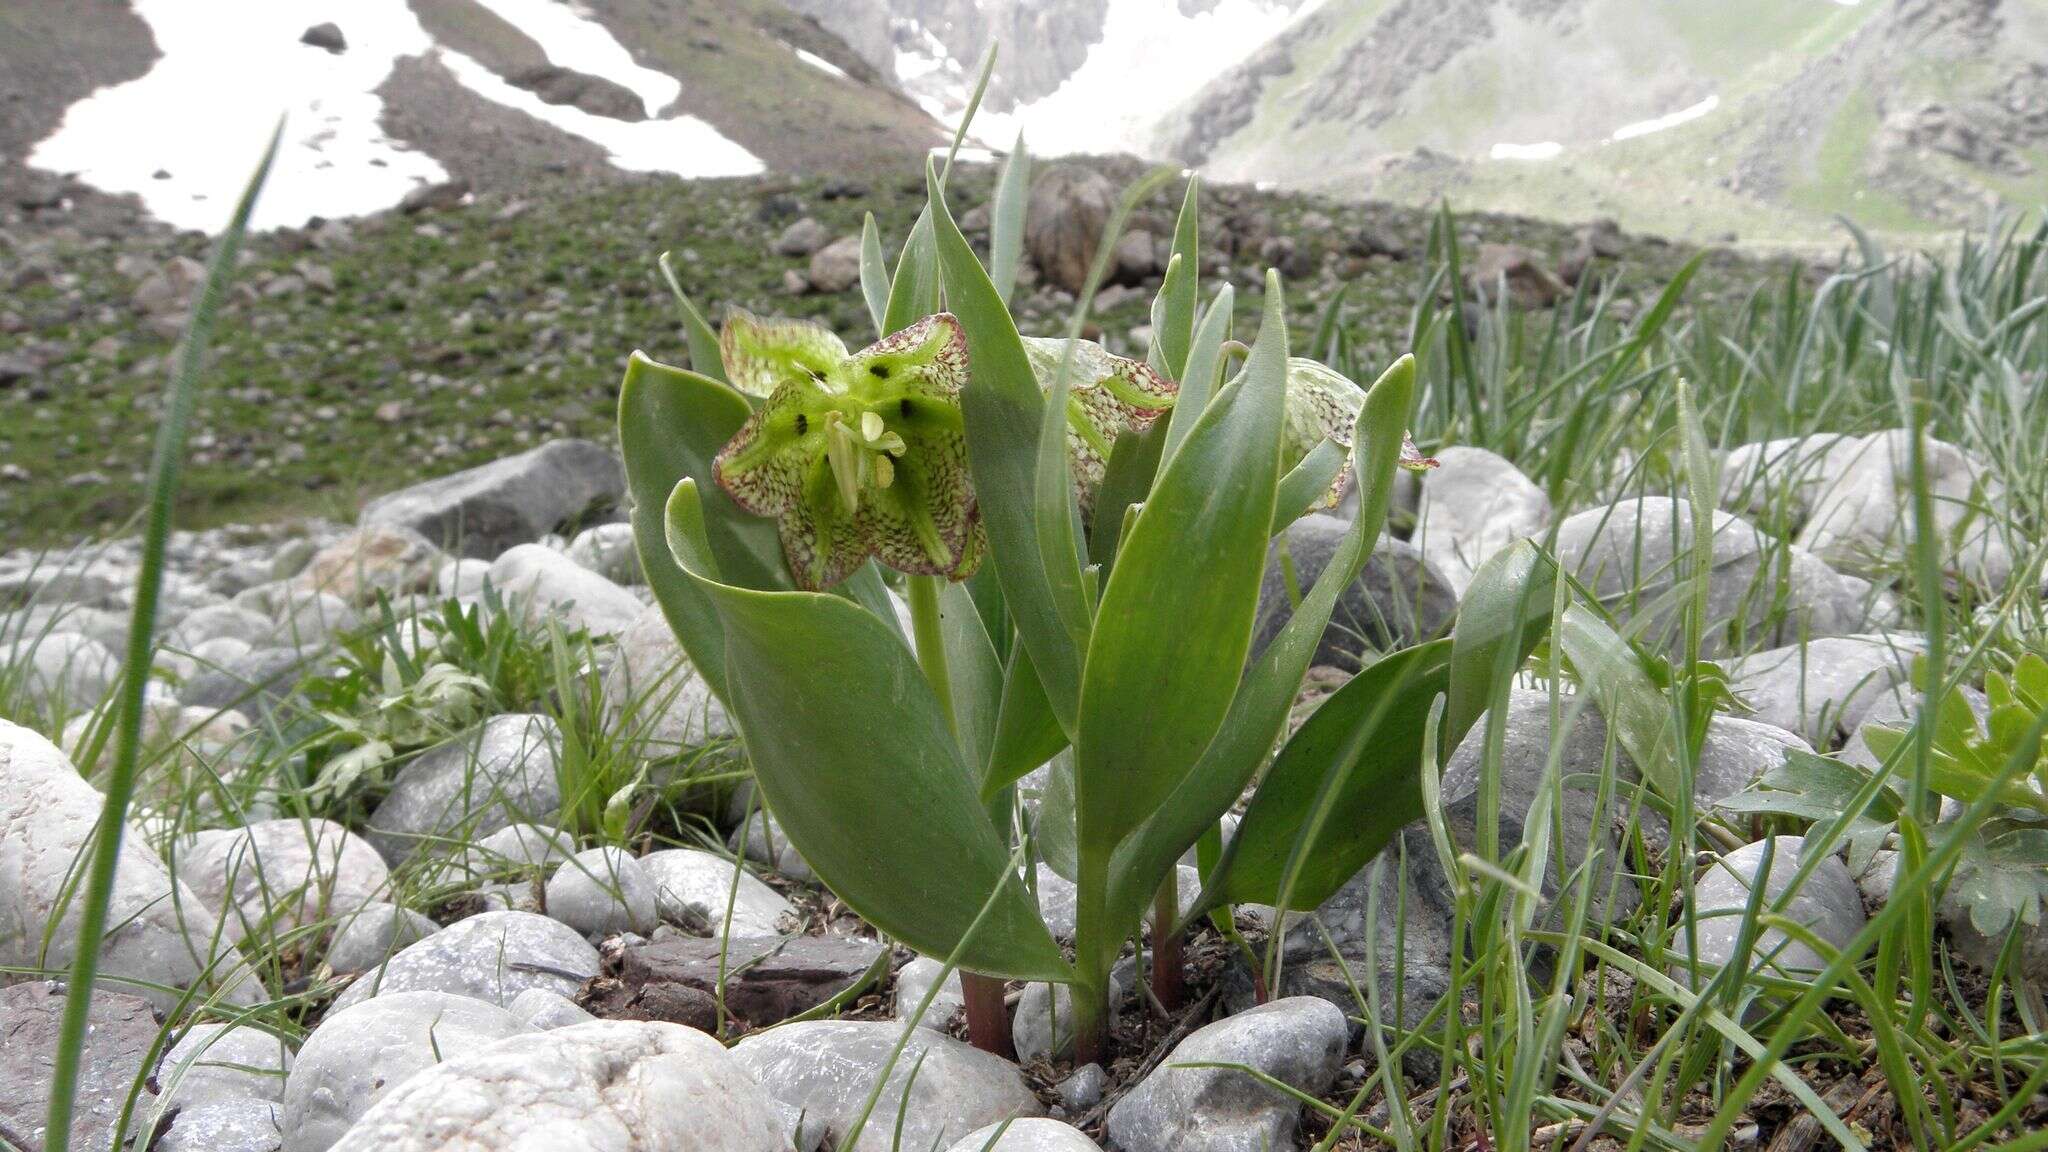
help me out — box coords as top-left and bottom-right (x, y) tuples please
(720, 310), (849, 399)
(1282, 357), (1368, 511)
(712, 375), (837, 518)
(1021, 337), (1179, 508)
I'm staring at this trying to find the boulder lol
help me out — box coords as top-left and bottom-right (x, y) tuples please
(507, 986), (594, 1029)
(1676, 836), (1865, 984)
(0, 983), (161, 1152)
(398, 179), (469, 215)
(1716, 434), (1863, 526)
(325, 903), (439, 975)
(2, 630), (120, 714)
(808, 235), (865, 294)
(774, 217), (834, 257)
(365, 714), (562, 864)
(487, 544), (642, 637)
(731, 807), (813, 881)
(300, 22), (346, 52)
(1026, 166), (1116, 294)
(1554, 497), (1893, 660)
(293, 525), (440, 604)
(1466, 243), (1565, 309)
(1722, 635), (1923, 748)
(544, 846), (659, 937)
(1, 720), (253, 1012)
(1413, 446), (1551, 594)
(457, 822), (574, 880)
(169, 603), (276, 649)
(602, 605), (734, 768)
(732, 1020), (1042, 1152)
(639, 848), (794, 936)
(175, 819), (389, 936)
(1797, 430), (2012, 591)
(947, 1120), (1101, 1151)
(1253, 517), (1458, 672)
(159, 1021), (293, 1111)
(611, 934), (887, 1029)
(506, 64), (646, 120)
(178, 646), (311, 718)
(280, 990), (530, 1152)
(1106, 998), (1347, 1152)
(155, 1099), (285, 1152)
(563, 522), (641, 585)
(360, 440), (624, 560)
(331, 910), (599, 1012)
(328, 1021), (787, 1152)
(894, 955), (965, 1030)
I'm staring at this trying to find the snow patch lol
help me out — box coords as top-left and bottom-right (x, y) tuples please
(440, 50), (762, 180)
(978, 0), (1316, 156)
(791, 46), (849, 81)
(1489, 141), (1564, 161)
(27, 0), (447, 232)
(1610, 94), (1720, 142)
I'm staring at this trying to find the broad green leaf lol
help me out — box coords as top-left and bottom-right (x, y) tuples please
(1033, 334), (1095, 658)
(656, 254), (728, 386)
(1075, 271), (1287, 864)
(1200, 532), (1560, 912)
(619, 354), (783, 704)
(1107, 355), (1418, 935)
(1088, 422), (1168, 568)
(1952, 824), (2048, 936)
(859, 213), (890, 339)
(989, 133), (1030, 303)
(1273, 438), (1347, 534)
(1310, 281), (1349, 364)
(1205, 641), (1455, 910)
(884, 207), (939, 336)
(662, 482), (1070, 982)
(1555, 603), (1683, 803)
(1161, 285), (1233, 466)
(930, 160), (1084, 734)
(985, 642), (1069, 800)
(1444, 540), (1560, 745)
(939, 579), (1004, 775)
(1151, 176), (1200, 379)
(1035, 750), (1080, 882)
(1717, 747), (1902, 862)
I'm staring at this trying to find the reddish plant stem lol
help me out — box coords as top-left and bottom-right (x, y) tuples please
(1151, 875), (1185, 1012)
(961, 971), (1015, 1059)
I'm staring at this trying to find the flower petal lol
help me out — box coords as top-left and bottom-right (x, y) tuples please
(712, 377), (834, 517)
(1282, 357), (1367, 510)
(720, 310), (849, 399)
(1020, 337), (1178, 513)
(855, 420), (977, 577)
(839, 313), (969, 402)
(778, 460), (871, 591)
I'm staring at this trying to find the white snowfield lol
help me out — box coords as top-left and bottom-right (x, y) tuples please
(28, 0), (762, 233)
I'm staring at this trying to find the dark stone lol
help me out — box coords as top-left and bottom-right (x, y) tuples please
(614, 935), (886, 1029)
(300, 22), (346, 53)
(820, 179), (868, 201)
(1253, 514), (1459, 672)
(1027, 166), (1117, 294)
(506, 65), (646, 121)
(359, 439), (624, 559)
(0, 983), (161, 1152)
(398, 179), (470, 215)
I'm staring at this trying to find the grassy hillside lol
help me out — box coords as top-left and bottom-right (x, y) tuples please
(1, 164), (1739, 546)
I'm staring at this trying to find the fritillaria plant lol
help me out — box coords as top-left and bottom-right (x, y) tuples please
(618, 159), (1556, 1063)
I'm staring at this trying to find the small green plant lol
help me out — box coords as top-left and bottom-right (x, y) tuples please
(617, 113), (1565, 1059)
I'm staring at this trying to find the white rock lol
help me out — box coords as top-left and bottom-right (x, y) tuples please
(507, 986), (595, 1029)
(1014, 967), (1128, 1065)
(1106, 998), (1347, 1152)
(274, 590), (358, 649)
(545, 846), (658, 936)
(329, 1020), (787, 1151)
(2, 630), (120, 713)
(0, 719), (255, 1012)
(159, 1021), (294, 1110)
(170, 603), (277, 649)
(947, 1120), (1100, 1152)
(1798, 430), (2011, 592)
(894, 956), (965, 1031)
(1722, 634), (1924, 748)
(176, 818), (390, 935)
(731, 808), (814, 882)
(359, 439), (625, 561)
(601, 604), (734, 757)
(640, 848), (794, 937)
(331, 910), (600, 1012)
(1413, 445), (1550, 595)
(457, 822), (573, 880)
(732, 1020), (1042, 1152)
(488, 544), (642, 637)
(155, 1099), (286, 1152)
(326, 902), (439, 974)
(365, 714), (562, 865)
(1677, 836), (1865, 982)
(564, 522), (641, 585)
(436, 558), (492, 599)
(280, 990), (532, 1152)
(1717, 433), (1863, 523)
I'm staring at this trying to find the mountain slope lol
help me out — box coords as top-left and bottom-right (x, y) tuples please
(7, 0), (942, 232)
(1153, 0), (2048, 244)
